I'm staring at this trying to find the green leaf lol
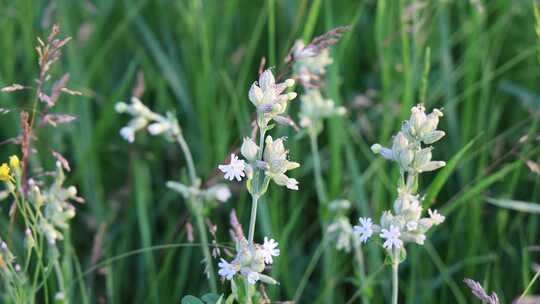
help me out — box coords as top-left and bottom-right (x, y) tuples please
(201, 293), (221, 304)
(181, 295), (204, 304)
(484, 197), (540, 214)
(424, 137), (478, 207)
(442, 161), (520, 215)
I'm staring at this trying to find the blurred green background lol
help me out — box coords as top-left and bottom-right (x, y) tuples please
(1, 0), (539, 303)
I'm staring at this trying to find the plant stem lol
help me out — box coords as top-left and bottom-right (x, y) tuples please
(175, 132), (217, 292)
(309, 132), (327, 204)
(248, 194), (259, 244)
(193, 201), (217, 293)
(176, 133), (198, 186)
(392, 260), (399, 304)
(247, 125), (267, 245)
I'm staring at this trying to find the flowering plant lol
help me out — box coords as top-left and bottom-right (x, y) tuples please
(355, 104), (447, 304)
(217, 69), (298, 302)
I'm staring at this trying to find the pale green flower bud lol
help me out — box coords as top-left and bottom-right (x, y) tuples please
(418, 161), (446, 172)
(241, 137), (259, 161)
(114, 102), (128, 113)
(421, 108), (443, 134)
(410, 105), (427, 135)
(422, 130), (445, 144)
(259, 69), (275, 91)
(413, 147), (433, 171)
(248, 83), (264, 106)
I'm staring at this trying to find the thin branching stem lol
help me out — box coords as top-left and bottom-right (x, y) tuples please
(247, 125), (267, 245)
(174, 132), (217, 293)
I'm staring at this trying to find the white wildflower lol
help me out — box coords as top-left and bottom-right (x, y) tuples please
(380, 226), (403, 250)
(218, 154), (246, 181)
(119, 127), (135, 143)
(428, 209), (445, 225)
(354, 217), (374, 244)
(261, 237), (280, 264)
(218, 258), (238, 280)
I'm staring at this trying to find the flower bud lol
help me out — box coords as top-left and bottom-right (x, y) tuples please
(147, 122), (169, 135)
(419, 161), (446, 172)
(281, 78), (293, 87)
(287, 92), (297, 100)
(410, 105), (426, 135)
(248, 83), (264, 106)
(259, 70), (275, 90)
(422, 130), (445, 144)
(241, 137), (259, 161)
(9, 155), (20, 170)
(114, 102), (128, 113)
(421, 108), (443, 134)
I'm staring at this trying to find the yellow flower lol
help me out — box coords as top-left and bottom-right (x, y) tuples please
(9, 155), (20, 170)
(0, 163), (14, 182)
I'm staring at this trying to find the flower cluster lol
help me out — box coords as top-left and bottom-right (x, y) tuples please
(115, 97), (181, 143)
(218, 237), (279, 285)
(355, 105), (446, 255)
(0, 239), (27, 299)
(371, 105), (445, 174)
(219, 69), (300, 192)
(292, 41), (345, 136)
(299, 90), (346, 132)
(27, 161), (82, 245)
(292, 40), (333, 88)
(219, 136), (300, 191)
(248, 69), (297, 129)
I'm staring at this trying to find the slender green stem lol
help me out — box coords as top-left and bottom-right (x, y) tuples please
(247, 125), (267, 245)
(309, 132), (327, 204)
(175, 133), (198, 186)
(193, 201), (217, 293)
(354, 247), (369, 304)
(248, 194), (259, 244)
(174, 132), (216, 292)
(392, 260), (399, 304)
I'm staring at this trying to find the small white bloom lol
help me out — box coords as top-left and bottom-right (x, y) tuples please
(353, 217), (374, 243)
(119, 127), (135, 143)
(218, 154), (246, 181)
(428, 209), (445, 225)
(218, 258), (238, 280)
(214, 186), (231, 202)
(380, 226), (403, 250)
(261, 237), (280, 264)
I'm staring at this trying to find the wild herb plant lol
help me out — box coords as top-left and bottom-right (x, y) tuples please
(0, 25), (85, 304)
(215, 69), (298, 303)
(115, 96), (233, 293)
(356, 105), (447, 304)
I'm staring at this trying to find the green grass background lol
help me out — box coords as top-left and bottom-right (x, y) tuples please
(0, 0), (539, 303)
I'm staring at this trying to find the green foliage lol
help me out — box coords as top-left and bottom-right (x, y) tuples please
(0, 0), (539, 303)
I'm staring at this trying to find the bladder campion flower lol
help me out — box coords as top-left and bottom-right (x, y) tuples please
(218, 154), (246, 182)
(356, 104), (447, 304)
